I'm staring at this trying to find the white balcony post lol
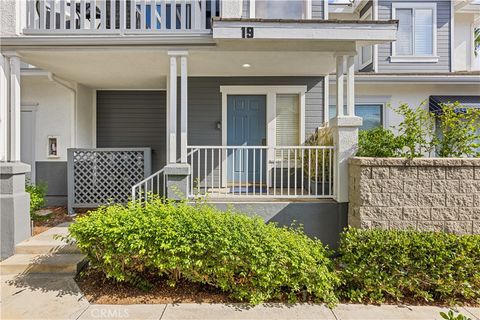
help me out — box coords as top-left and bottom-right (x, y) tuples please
(168, 54), (177, 164)
(346, 56), (355, 117)
(336, 55), (345, 117)
(0, 55), (8, 162)
(8, 54), (22, 162)
(180, 55), (188, 163)
(331, 53), (362, 203)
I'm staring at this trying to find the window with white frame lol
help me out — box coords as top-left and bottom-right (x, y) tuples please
(254, 0), (308, 19)
(359, 7), (373, 69)
(276, 94), (300, 147)
(392, 3), (437, 61)
(329, 104), (383, 131)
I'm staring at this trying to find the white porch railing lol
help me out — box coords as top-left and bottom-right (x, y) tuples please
(131, 166), (166, 202)
(25, 0), (217, 33)
(187, 146), (335, 199)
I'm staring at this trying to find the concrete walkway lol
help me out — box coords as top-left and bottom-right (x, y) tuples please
(2, 274), (479, 320)
(1, 225), (479, 320)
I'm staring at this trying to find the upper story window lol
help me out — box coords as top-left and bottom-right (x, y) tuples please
(359, 6), (374, 69)
(253, 0), (310, 19)
(391, 3), (438, 63)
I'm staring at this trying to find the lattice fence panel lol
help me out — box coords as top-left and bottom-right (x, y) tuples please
(68, 148), (151, 213)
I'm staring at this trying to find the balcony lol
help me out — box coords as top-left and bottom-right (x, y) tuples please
(24, 0), (219, 34)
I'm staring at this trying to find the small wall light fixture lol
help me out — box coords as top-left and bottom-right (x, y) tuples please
(216, 121), (222, 130)
(47, 136), (59, 158)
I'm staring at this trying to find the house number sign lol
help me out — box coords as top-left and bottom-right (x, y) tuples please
(241, 27), (254, 38)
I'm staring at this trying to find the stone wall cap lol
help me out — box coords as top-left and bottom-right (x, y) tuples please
(0, 162), (31, 174)
(349, 157), (480, 167)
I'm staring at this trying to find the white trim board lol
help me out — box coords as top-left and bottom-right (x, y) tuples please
(390, 2), (438, 63)
(219, 85), (307, 146)
(219, 85), (307, 187)
(21, 104), (38, 182)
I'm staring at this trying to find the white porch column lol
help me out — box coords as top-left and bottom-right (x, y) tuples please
(0, 55), (9, 162)
(336, 55), (345, 117)
(167, 54), (177, 164)
(331, 54), (362, 203)
(165, 51), (190, 200)
(0, 53), (31, 259)
(346, 56), (355, 116)
(180, 55), (188, 163)
(0, 53), (22, 162)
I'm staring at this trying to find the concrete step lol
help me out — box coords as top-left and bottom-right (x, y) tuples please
(0, 253), (87, 275)
(15, 223), (81, 254)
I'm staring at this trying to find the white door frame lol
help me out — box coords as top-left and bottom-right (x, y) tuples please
(219, 85), (307, 187)
(21, 103), (38, 183)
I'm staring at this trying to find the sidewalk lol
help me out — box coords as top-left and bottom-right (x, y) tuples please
(2, 273), (479, 320)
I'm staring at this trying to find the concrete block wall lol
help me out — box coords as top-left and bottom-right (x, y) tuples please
(348, 157), (480, 235)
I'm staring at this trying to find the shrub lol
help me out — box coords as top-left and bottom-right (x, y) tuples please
(337, 227), (480, 305)
(26, 182), (47, 214)
(395, 103), (435, 158)
(434, 103), (480, 158)
(68, 198), (339, 305)
(357, 127), (404, 157)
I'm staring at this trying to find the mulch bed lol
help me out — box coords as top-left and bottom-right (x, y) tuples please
(77, 269), (479, 307)
(77, 270), (235, 304)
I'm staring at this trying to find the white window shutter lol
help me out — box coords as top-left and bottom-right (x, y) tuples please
(396, 9), (413, 55)
(414, 9), (434, 55)
(276, 94), (299, 147)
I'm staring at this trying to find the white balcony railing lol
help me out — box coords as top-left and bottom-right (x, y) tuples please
(25, 0), (218, 34)
(187, 145), (335, 199)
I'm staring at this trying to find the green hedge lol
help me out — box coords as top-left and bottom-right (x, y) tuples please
(337, 227), (480, 305)
(68, 198), (339, 305)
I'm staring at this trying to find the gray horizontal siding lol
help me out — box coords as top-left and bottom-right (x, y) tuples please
(96, 91), (166, 172)
(377, 0), (451, 73)
(187, 77), (324, 146)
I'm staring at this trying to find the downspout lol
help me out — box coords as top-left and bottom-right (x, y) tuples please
(47, 73), (77, 148)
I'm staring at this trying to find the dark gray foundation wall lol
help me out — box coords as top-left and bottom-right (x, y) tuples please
(208, 201), (348, 249)
(35, 161), (68, 206)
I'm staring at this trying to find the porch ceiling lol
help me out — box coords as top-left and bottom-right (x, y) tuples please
(17, 48), (338, 89)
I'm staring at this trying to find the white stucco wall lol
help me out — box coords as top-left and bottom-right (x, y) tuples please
(76, 84), (95, 148)
(21, 77), (75, 161)
(330, 82), (480, 130)
(454, 13), (476, 72)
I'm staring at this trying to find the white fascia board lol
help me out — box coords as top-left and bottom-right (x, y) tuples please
(0, 34), (215, 48)
(329, 74), (480, 84)
(212, 21), (397, 43)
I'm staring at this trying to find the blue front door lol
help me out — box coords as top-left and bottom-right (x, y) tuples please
(227, 95), (266, 185)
